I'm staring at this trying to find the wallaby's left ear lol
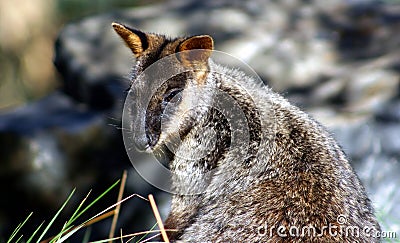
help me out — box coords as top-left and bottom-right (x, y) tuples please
(177, 35), (214, 65)
(112, 22), (148, 57)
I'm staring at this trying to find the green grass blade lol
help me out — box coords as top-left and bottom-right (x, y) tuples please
(51, 190), (92, 243)
(26, 221), (44, 243)
(7, 212), (33, 243)
(14, 234), (23, 243)
(66, 190), (92, 227)
(136, 223), (157, 243)
(54, 224), (83, 243)
(69, 180), (120, 223)
(78, 193), (141, 243)
(36, 188), (76, 242)
(9, 180), (121, 243)
(82, 227), (92, 243)
(46, 181), (119, 242)
(49, 222), (71, 243)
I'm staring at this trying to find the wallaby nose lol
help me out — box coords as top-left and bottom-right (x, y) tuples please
(134, 135), (150, 151)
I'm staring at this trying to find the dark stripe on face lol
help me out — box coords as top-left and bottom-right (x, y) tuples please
(145, 72), (189, 148)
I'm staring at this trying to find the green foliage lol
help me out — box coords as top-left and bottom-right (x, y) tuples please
(56, 0), (143, 21)
(7, 212), (32, 243)
(6, 180), (120, 243)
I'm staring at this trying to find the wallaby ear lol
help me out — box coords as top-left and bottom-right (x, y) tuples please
(112, 22), (148, 57)
(177, 35), (214, 65)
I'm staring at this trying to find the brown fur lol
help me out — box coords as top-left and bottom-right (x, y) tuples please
(113, 23), (381, 242)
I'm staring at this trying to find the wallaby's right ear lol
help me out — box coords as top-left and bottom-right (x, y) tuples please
(177, 35), (214, 66)
(112, 22), (148, 57)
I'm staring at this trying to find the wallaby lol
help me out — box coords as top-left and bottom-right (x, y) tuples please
(112, 22), (381, 242)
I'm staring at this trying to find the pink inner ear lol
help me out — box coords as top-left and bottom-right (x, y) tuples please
(178, 49), (211, 66)
(180, 35), (214, 52)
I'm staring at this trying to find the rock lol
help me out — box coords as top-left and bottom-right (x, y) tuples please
(0, 92), (134, 238)
(0, 92), (100, 134)
(54, 17), (130, 110)
(319, 2), (400, 60)
(54, 0), (337, 98)
(54, 0), (400, 112)
(375, 99), (400, 123)
(332, 123), (375, 161)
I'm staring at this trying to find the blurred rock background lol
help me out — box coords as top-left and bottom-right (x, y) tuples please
(0, 0), (399, 241)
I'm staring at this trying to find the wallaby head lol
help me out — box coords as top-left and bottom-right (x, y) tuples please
(112, 23), (217, 158)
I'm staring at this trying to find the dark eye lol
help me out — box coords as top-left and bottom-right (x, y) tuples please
(163, 88), (182, 103)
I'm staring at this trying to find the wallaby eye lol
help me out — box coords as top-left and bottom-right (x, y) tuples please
(163, 88), (183, 104)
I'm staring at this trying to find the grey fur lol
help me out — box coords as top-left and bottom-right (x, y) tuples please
(113, 24), (381, 242)
(170, 63), (381, 242)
